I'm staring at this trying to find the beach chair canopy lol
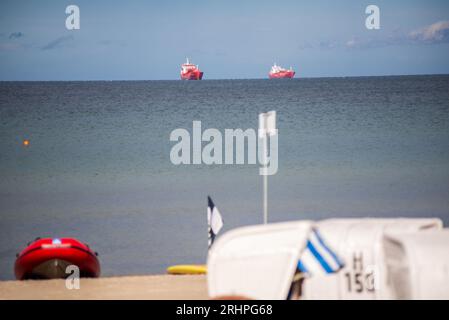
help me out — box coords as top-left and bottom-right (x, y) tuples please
(302, 218), (443, 300)
(383, 229), (449, 299)
(207, 221), (313, 300)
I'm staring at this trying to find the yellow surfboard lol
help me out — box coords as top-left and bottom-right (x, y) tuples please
(166, 264), (207, 275)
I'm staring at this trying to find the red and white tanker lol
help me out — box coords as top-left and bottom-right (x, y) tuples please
(180, 58), (203, 80)
(269, 63), (295, 79)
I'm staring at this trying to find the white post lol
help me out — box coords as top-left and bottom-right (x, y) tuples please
(263, 135), (268, 224)
(259, 111), (276, 225)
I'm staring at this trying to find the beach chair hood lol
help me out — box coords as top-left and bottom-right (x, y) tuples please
(207, 221), (314, 299)
(383, 229), (449, 299)
(302, 218), (443, 300)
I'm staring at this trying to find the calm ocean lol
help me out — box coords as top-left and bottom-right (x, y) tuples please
(1, 76), (448, 280)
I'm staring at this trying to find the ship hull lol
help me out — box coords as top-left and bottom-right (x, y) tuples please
(269, 71), (295, 79)
(181, 70), (203, 80)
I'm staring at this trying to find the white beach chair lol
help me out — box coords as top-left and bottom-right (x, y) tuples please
(383, 229), (449, 299)
(207, 221), (314, 300)
(302, 218), (443, 300)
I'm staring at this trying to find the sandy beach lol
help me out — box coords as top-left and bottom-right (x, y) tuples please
(0, 275), (208, 300)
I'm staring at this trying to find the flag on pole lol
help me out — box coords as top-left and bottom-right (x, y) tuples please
(208, 196), (224, 248)
(258, 110), (277, 138)
(297, 228), (344, 276)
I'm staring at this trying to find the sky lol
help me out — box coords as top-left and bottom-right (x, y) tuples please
(1, 0), (449, 80)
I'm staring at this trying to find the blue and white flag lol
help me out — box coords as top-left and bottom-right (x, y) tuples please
(297, 228), (344, 276)
(208, 196), (224, 248)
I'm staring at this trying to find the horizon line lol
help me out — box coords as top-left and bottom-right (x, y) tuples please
(1, 72), (449, 82)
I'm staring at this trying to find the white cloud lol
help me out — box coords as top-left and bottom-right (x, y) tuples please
(345, 39), (356, 48)
(409, 20), (449, 42)
(41, 35), (74, 50)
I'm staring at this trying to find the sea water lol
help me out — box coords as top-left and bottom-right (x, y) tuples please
(1, 76), (448, 279)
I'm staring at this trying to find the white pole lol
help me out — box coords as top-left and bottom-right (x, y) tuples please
(263, 168), (268, 223)
(263, 135), (268, 224)
(259, 110), (275, 225)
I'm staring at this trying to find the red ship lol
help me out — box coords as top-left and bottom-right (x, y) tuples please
(14, 237), (101, 280)
(269, 63), (295, 79)
(180, 58), (203, 80)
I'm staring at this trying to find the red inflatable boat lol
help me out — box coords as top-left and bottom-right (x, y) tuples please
(15, 238), (101, 280)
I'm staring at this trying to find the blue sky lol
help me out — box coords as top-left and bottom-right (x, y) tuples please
(1, 0), (449, 80)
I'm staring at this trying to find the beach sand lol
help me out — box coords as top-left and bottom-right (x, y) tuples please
(0, 275), (208, 300)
